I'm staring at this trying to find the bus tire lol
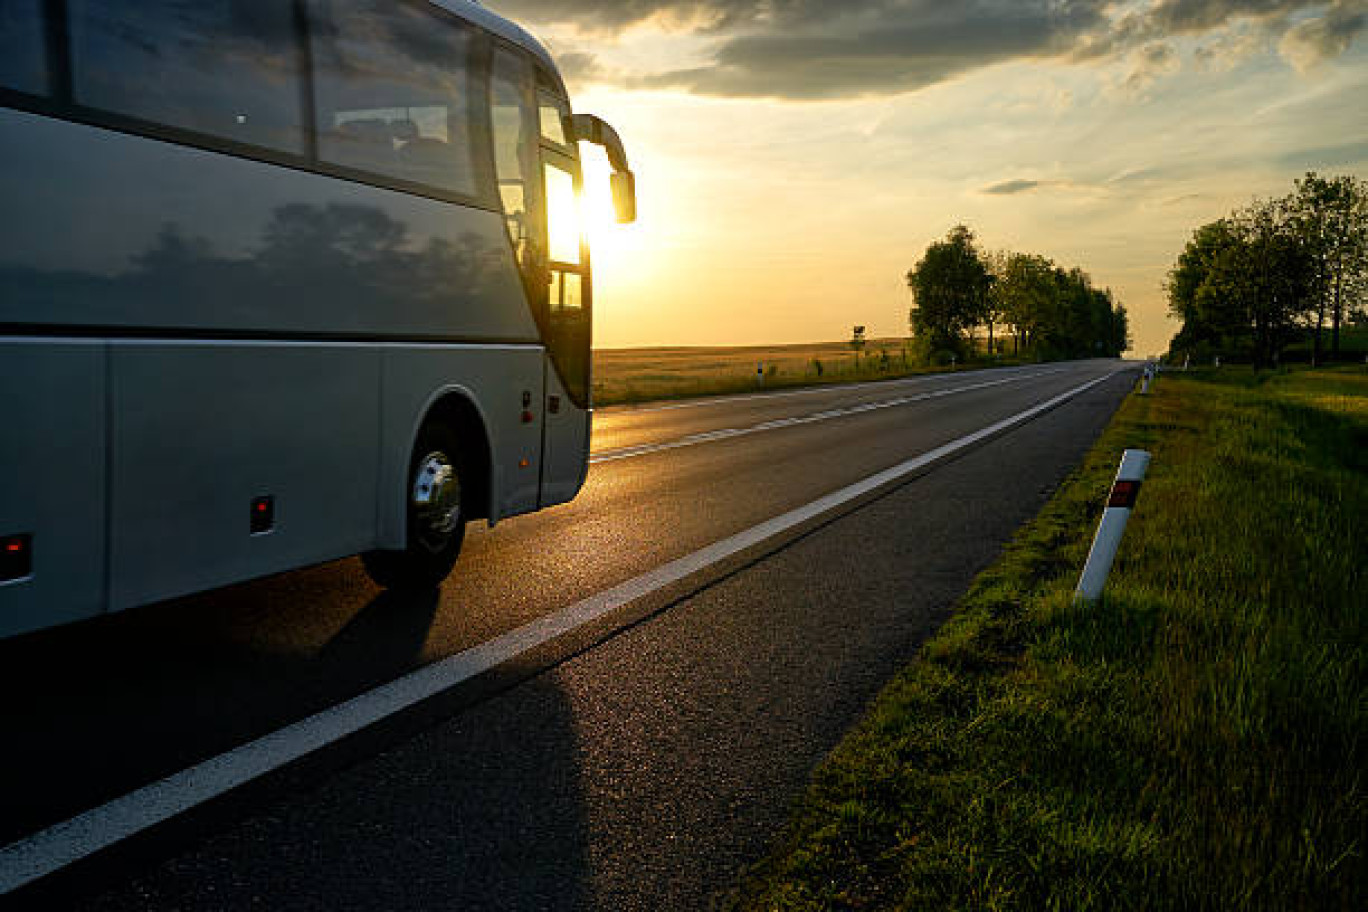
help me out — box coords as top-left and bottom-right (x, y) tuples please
(362, 421), (467, 590)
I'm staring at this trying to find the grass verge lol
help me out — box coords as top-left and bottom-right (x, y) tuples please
(592, 340), (1032, 406)
(730, 366), (1366, 911)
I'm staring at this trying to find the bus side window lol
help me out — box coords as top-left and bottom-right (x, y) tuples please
(544, 158), (589, 405)
(307, 0), (477, 197)
(67, 0), (306, 155)
(0, 0), (49, 96)
(490, 49), (543, 283)
(538, 92), (570, 148)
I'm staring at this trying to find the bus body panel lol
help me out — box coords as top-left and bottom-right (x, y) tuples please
(539, 363), (591, 509)
(0, 337), (549, 633)
(0, 339), (108, 636)
(107, 341), (383, 611)
(0, 108), (537, 344)
(376, 343), (546, 545)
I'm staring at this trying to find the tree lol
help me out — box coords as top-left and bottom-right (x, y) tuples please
(983, 249), (1010, 355)
(907, 227), (1125, 363)
(907, 225), (992, 357)
(1290, 172), (1368, 361)
(1198, 199), (1313, 370)
(1167, 219), (1245, 358)
(1110, 302), (1132, 356)
(995, 252), (1057, 355)
(1051, 266), (1108, 358)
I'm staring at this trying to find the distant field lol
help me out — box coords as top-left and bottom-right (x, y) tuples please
(592, 339), (1021, 405)
(732, 365), (1366, 911)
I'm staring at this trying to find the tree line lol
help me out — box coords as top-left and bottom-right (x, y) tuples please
(906, 224), (1130, 364)
(1167, 171), (1367, 369)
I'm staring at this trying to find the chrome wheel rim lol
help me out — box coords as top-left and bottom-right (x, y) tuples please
(412, 450), (461, 553)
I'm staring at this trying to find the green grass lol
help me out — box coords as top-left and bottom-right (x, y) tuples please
(730, 366), (1367, 911)
(592, 340), (1034, 406)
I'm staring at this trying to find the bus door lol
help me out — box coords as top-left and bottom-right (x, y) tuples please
(537, 91), (591, 506)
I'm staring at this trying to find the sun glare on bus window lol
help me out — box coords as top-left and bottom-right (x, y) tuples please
(545, 163), (582, 265)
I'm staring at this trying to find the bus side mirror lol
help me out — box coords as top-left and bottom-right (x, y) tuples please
(570, 113), (636, 223)
(611, 170), (637, 224)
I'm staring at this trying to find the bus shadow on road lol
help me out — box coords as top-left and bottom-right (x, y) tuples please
(2, 567), (595, 911)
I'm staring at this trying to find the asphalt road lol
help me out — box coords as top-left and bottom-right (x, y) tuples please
(2, 359), (1137, 909)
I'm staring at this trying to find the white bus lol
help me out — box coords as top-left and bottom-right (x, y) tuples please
(0, 0), (636, 638)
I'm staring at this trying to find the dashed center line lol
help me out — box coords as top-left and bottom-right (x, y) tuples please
(590, 368), (1066, 464)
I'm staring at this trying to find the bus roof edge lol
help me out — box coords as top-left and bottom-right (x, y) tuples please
(432, 1), (565, 93)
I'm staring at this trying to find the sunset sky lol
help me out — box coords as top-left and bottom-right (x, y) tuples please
(484, 0), (1367, 356)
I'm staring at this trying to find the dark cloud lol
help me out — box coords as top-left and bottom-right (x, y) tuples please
(553, 51), (608, 84)
(983, 179), (1043, 195)
(484, 0), (762, 32)
(484, 0), (1364, 99)
(1149, 0), (1318, 33)
(1280, 1), (1368, 69)
(652, 1), (1112, 99)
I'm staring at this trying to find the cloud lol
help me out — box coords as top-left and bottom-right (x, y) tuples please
(488, 0), (1363, 99)
(1279, 1), (1367, 71)
(1122, 41), (1182, 92)
(484, 1), (718, 32)
(1146, 0), (1314, 33)
(1275, 138), (1368, 169)
(983, 179), (1044, 195)
(646, 1), (1113, 99)
(554, 51), (610, 84)
(1193, 26), (1267, 71)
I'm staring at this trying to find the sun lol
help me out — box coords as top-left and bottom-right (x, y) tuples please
(572, 142), (656, 339)
(581, 153), (618, 245)
(580, 149), (640, 264)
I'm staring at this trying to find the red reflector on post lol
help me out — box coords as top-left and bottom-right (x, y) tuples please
(1107, 480), (1142, 509)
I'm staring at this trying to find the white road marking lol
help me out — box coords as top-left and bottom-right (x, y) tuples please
(0, 369), (1121, 895)
(590, 368), (1066, 463)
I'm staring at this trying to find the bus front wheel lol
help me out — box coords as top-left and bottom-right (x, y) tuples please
(363, 422), (467, 590)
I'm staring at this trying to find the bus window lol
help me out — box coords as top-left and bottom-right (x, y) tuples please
(550, 271), (583, 312)
(544, 162), (582, 266)
(490, 49), (542, 279)
(544, 158), (589, 405)
(538, 93), (569, 148)
(0, 0), (48, 95)
(308, 0), (476, 197)
(68, 0), (306, 155)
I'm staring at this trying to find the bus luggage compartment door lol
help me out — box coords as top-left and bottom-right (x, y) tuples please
(0, 339), (108, 637)
(108, 342), (380, 610)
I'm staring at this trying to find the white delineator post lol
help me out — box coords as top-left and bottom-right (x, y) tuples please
(1075, 449), (1151, 603)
